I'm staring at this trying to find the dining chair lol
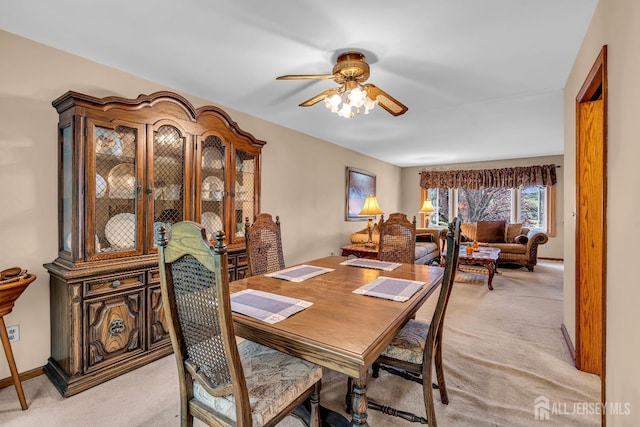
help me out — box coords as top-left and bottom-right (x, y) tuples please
(366, 217), (461, 425)
(158, 221), (321, 427)
(244, 213), (286, 276)
(377, 212), (417, 264)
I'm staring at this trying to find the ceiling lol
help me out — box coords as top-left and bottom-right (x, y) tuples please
(0, 1), (597, 167)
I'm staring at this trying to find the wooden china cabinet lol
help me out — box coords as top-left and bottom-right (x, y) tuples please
(43, 91), (265, 396)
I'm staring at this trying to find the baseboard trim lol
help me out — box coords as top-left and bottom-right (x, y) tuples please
(561, 323), (576, 363)
(539, 257), (564, 262)
(0, 366), (45, 389)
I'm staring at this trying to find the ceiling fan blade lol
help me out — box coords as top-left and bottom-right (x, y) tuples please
(363, 84), (408, 116)
(276, 74), (336, 80)
(299, 87), (340, 107)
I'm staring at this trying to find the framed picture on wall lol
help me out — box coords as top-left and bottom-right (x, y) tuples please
(346, 167), (376, 221)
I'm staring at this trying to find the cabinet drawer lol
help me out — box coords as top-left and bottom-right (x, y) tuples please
(84, 273), (144, 297)
(147, 269), (161, 285)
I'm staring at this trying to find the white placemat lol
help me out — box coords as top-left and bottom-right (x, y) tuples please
(353, 276), (424, 302)
(231, 289), (312, 324)
(340, 258), (402, 271)
(264, 264), (334, 282)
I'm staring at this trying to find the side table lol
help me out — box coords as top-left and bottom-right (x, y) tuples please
(0, 273), (37, 410)
(340, 243), (378, 259)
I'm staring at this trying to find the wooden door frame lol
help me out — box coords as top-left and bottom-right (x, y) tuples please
(575, 45), (607, 410)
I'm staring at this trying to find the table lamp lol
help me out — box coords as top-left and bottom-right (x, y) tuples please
(359, 195), (383, 248)
(419, 199), (435, 226)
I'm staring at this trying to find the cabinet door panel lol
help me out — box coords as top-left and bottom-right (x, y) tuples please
(148, 285), (170, 348)
(85, 290), (144, 372)
(86, 118), (145, 261)
(235, 266), (248, 281)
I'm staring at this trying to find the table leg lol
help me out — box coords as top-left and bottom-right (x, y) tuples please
(347, 372), (369, 426)
(486, 261), (496, 291)
(0, 316), (28, 410)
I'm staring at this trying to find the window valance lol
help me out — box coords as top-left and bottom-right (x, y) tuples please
(419, 164), (557, 190)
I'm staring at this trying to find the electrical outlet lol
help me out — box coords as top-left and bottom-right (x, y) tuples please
(6, 325), (20, 343)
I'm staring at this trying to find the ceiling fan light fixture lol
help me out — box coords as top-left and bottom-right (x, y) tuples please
(324, 93), (342, 112)
(338, 102), (353, 118)
(347, 87), (366, 106)
(278, 50), (406, 117)
(325, 83), (377, 119)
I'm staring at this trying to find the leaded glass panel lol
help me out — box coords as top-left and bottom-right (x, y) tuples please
(234, 149), (255, 239)
(200, 136), (225, 240)
(153, 125), (185, 246)
(94, 125), (138, 254)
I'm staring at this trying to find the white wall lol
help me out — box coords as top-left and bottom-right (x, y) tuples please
(400, 155), (565, 259)
(564, 0), (640, 424)
(0, 30), (401, 380)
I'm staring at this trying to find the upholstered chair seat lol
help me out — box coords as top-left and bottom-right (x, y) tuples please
(193, 339), (322, 427)
(379, 319), (430, 365)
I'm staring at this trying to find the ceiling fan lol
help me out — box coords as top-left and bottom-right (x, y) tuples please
(276, 51), (408, 118)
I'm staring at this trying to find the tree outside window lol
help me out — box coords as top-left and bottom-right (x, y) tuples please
(457, 188), (511, 223)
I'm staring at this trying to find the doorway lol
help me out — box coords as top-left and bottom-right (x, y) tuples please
(575, 45), (607, 393)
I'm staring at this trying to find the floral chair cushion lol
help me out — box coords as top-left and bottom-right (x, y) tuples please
(380, 319), (429, 365)
(193, 339), (322, 427)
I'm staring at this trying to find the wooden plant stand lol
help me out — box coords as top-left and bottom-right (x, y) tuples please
(0, 273), (37, 410)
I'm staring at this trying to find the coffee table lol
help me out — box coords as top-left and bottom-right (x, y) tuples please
(456, 247), (501, 290)
(341, 243), (378, 259)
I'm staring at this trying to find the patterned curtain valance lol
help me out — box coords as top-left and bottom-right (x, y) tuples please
(419, 164), (557, 190)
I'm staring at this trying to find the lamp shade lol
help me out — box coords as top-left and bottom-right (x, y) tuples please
(359, 195), (383, 216)
(419, 199), (435, 214)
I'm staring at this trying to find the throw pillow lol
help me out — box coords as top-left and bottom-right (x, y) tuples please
(476, 221), (507, 243)
(506, 223), (523, 243)
(460, 223), (477, 241)
(515, 234), (529, 245)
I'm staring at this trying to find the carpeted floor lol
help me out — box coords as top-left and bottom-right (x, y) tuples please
(0, 261), (600, 426)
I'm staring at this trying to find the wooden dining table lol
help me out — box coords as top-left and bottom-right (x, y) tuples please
(228, 255), (445, 426)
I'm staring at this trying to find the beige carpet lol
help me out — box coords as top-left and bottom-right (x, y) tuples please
(0, 261), (600, 426)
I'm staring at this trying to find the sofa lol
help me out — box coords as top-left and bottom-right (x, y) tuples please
(455, 221), (549, 271)
(350, 225), (441, 265)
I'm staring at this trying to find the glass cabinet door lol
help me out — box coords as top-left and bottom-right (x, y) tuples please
(60, 125), (73, 255)
(199, 135), (226, 241)
(151, 125), (187, 249)
(233, 148), (257, 243)
(87, 119), (143, 259)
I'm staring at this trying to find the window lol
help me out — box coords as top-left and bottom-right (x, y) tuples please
(519, 185), (547, 230)
(421, 185), (555, 236)
(423, 188), (449, 226)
